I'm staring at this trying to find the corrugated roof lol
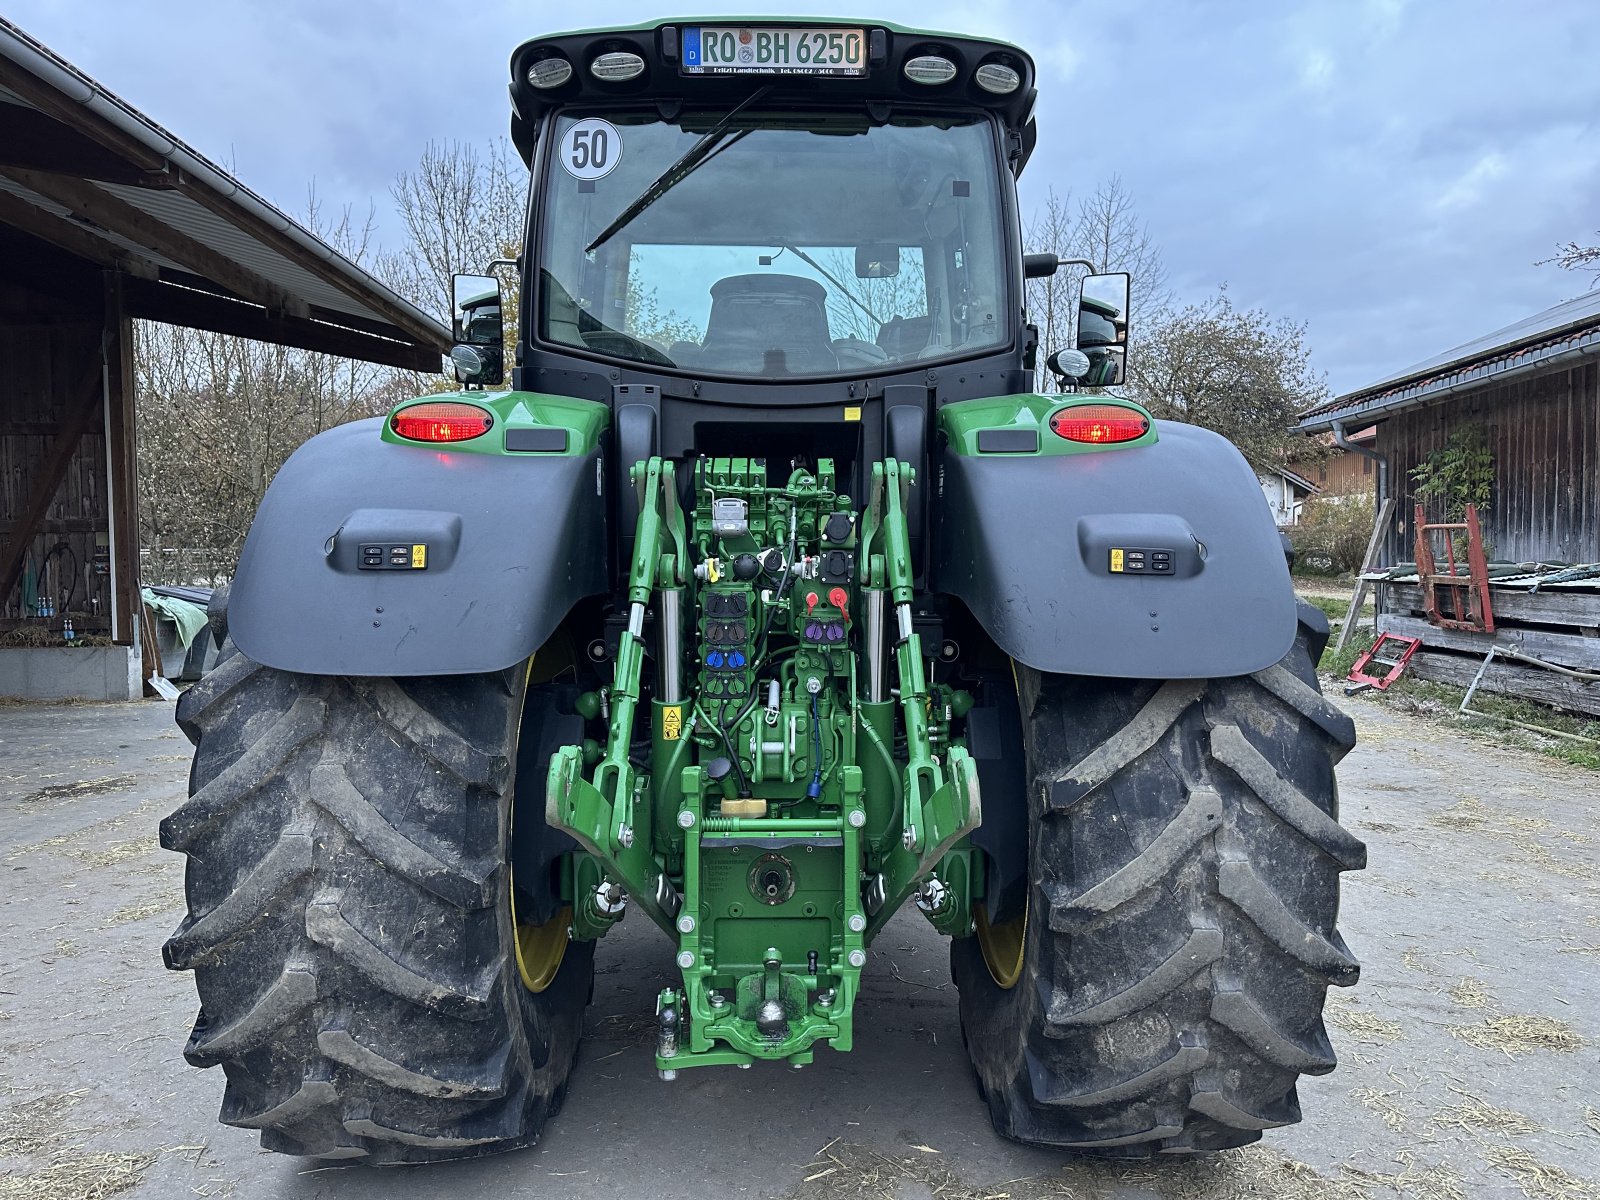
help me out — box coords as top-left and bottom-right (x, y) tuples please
(1299, 288), (1600, 432)
(0, 18), (448, 369)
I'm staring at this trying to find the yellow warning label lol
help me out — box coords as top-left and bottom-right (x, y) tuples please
(411, 544), (427, 569)
(843, 406), (862, 422)
(662, 705), (683, 741)
(1109, 548), (1125, 573)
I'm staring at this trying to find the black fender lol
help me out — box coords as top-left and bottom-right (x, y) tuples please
(228, 418), (606, 677)
(935, 420), (1297, 679)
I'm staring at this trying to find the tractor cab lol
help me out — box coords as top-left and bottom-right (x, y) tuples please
(444, 20), (1069, 500)
(496, 21), (1038, 402)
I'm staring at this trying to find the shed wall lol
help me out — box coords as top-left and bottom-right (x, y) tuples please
(1, 320), (115, 631)
(1379, 359), (1599, 565)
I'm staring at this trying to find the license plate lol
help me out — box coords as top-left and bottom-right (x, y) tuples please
(682, 26), (867, 76)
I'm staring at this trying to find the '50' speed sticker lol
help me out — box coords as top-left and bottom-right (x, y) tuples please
(560, 118), (622, 181)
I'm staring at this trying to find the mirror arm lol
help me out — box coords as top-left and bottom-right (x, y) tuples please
(486, 257), (520, 272)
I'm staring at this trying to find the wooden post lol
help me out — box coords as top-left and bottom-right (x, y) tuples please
(1334, 495), (1396, 652)
(103, 272), (140, 645)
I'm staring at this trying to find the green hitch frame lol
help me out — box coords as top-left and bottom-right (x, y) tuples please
(856, 461), (982, 939)
(549, 455), (982, 1075)
(546, 458), (688, 936)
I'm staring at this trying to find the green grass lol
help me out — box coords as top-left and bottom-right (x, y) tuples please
(1302, 594), (1351, 626)
(1318, 634), (1370, 681)
(1392, 677), (1600, 770)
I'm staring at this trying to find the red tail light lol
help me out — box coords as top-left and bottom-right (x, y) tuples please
(1048, 404), (1149, 444)
(390, 402), (492, 443)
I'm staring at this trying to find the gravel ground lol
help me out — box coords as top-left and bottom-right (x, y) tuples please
(0, 691), (1596, 1199)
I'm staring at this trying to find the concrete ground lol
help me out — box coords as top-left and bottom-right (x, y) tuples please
(1, 692), (1597, 1200)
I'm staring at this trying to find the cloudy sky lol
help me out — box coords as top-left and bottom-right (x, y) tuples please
(9, 0), (1599, 395)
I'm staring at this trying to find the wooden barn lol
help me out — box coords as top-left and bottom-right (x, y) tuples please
(1, 18), (446, 699)
(1300, 289), (1600, 716)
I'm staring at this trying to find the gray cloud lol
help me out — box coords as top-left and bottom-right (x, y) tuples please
(10, 0), (1597, 395)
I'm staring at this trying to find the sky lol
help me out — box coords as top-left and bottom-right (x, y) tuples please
(8, 0), (1600, 396)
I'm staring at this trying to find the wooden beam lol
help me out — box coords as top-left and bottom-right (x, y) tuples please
(156, 265), (441, 353)
(104, 272), (140, 645)
(0, 105), (174, 186)
(0, 349), (106, 608)
(1334, 495), (1396, 652)
(0, 56), (170, 172)
(0, 517), (102, 535)
(1385, 582), (1600, 629)
(121, 276), (442, 372)
(0, 167), (311, 318)
(169, 177), (447, 352)
(1378, 612), (1600, 672)
(0, 186), (160, 278)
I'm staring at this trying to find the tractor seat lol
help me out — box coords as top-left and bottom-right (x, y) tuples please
(876, 314), (931, 360)
(697, 274), (838, 375)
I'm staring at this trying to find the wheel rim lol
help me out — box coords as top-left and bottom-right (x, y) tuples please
(509, 646), (573, 994)
(975, 898), (1027, 989)
(512, 891), (570, 993)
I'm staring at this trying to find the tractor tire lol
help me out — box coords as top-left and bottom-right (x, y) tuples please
(161, 644), (592, 1164)
(952, 608), (1363, 1156)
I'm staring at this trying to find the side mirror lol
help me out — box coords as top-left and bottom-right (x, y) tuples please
(451, 273), (505, 387)
(1074, 272), (1130, 387)
(855, 244), (900, 278)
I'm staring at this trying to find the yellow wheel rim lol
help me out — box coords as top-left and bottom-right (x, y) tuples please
(975, 898), (1027, 990)
(512, 891), (570, 994)
(509, 646), (572, 994)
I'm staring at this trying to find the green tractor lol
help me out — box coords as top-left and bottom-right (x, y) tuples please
(163, 18), (1363, 1165)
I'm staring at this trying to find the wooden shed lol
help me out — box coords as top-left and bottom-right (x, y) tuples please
(1300, 290), (1600, 715)
(0, 17), (448, 699)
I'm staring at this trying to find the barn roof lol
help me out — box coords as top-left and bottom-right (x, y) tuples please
(1299, 288), (1600, 434)
(0, 17), (447, 370)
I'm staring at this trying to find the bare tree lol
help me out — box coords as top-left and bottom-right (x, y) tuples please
(1544, 232), (1600, 285)
(383, 139), (525, 322)
(135, 195), (411, 584)
(1023, 178), (1170, 390)
(1071, 176), (1171, 322)
(1023, 187), (1075, 391)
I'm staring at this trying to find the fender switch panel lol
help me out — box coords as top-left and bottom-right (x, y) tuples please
(1108, 547), (1174, 575)
(360, 543), (428, 570)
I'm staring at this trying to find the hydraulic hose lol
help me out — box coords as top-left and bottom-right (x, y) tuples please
(857, 709), (903, 837)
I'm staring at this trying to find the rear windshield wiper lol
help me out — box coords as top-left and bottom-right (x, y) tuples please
(584, 87), (771, 254)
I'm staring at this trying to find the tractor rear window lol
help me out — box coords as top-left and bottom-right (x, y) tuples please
(536, 111), (1010, 379)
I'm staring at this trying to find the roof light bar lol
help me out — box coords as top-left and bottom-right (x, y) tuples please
(903, 54), (958, 85)
(974, 62), (1021, 95)
(591, 51), (646, 81)
(527, 56), (573, 89)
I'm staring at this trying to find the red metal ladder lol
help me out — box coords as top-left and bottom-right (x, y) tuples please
(1414, 503), (1495, 633)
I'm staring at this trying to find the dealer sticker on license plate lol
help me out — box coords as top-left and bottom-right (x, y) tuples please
(682, 26), (868, 76)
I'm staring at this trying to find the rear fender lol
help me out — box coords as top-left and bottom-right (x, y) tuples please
(934, 408), (1296, 679)
(229, 408), (608, 677)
